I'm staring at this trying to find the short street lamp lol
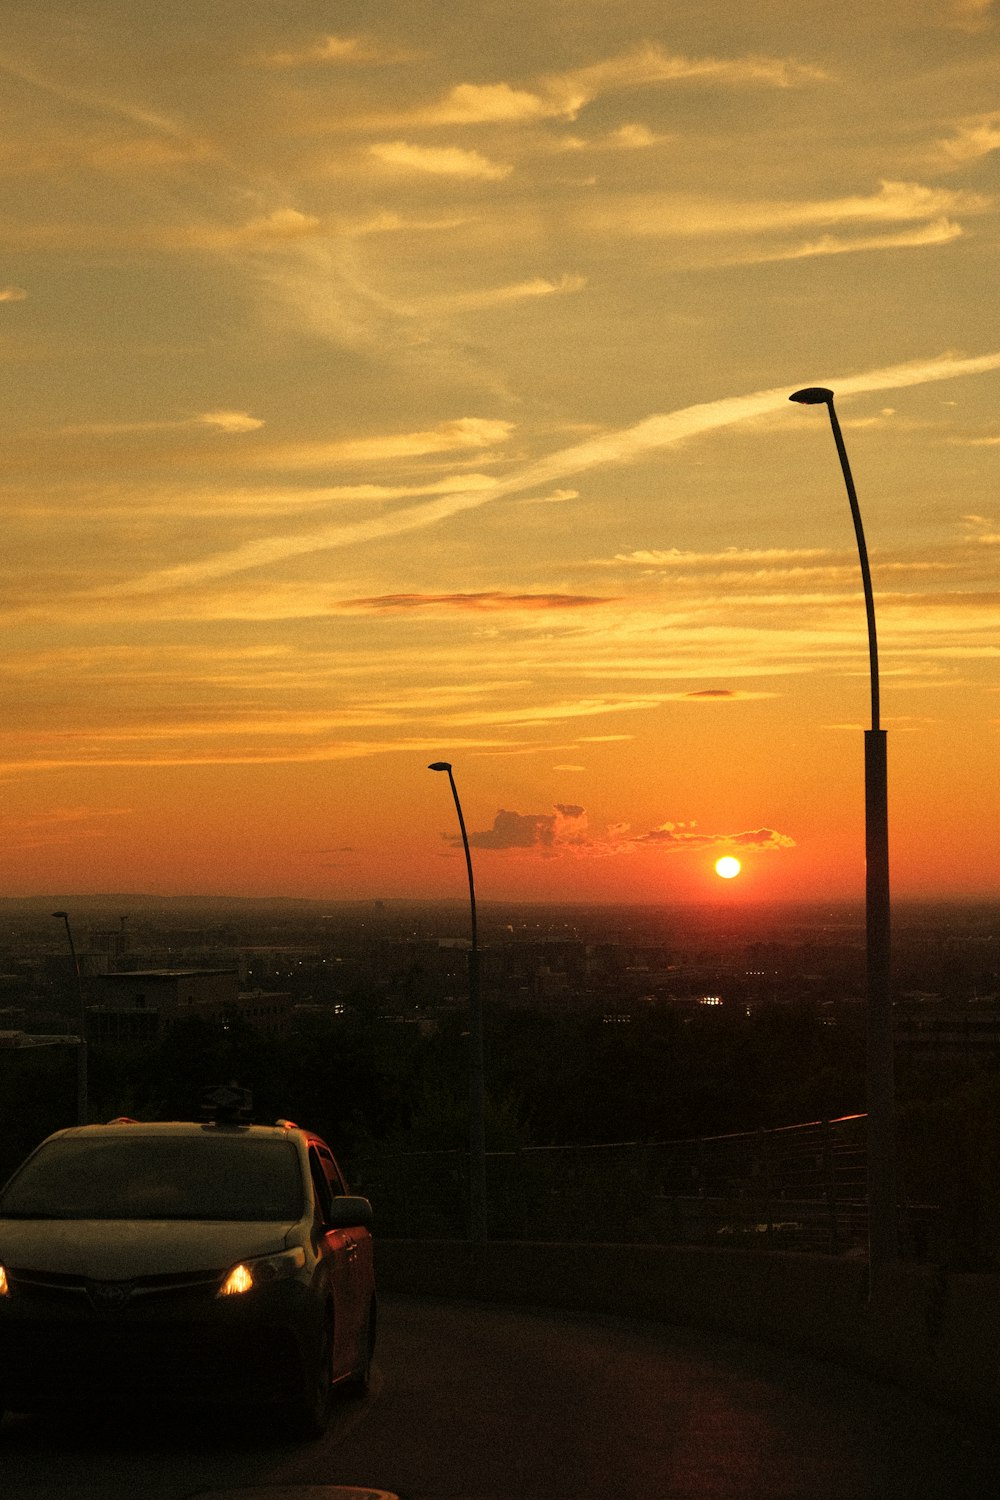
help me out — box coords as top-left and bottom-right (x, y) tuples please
(789, 386), (898, 1289)
(52, 910), (88, 1125)
(428, 761), (487, 1244)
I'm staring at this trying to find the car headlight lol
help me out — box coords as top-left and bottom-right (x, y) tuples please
(217, 1246), (306, 1297)
(0, 1264), (9, 1298)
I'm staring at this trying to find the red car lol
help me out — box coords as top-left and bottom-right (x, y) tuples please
(0, 1096), (376, 1437)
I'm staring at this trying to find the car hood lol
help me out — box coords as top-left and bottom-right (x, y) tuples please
(0, 1218), (298, 1279)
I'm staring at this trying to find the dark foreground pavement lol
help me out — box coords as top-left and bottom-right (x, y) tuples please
(3, 1295), (998, 1499)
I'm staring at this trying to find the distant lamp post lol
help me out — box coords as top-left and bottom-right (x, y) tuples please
(428, 761), (487, 1244)
(789, 386), (898, 1288)
(52, 910), (88, 1125)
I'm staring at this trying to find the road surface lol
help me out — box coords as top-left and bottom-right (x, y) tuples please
(2, 1295), (998, 1499)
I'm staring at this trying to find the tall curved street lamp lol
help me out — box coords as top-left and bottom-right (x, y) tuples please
(52, 910), (88, 1125)
(428, 762), (487, 1244)
(789, 386), (898, 1289)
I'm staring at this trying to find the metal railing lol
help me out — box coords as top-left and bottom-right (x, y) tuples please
(351, 1113), (938, 1257)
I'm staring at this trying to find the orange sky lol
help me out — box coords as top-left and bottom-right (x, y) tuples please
(1, 1), (999, 905)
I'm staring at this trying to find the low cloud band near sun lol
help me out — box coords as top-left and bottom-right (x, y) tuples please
(447, 807), (795, 858)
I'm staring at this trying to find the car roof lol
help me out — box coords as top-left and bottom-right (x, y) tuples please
(43, 1121), (324, 1147)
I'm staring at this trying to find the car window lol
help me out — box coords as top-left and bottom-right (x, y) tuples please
(308, 1147), (333, 1221)
(316, 1144), (348, 1195)
(0, 1134), (305, 1222)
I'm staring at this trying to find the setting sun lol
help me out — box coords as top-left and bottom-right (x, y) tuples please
(715, 857), (742, 880)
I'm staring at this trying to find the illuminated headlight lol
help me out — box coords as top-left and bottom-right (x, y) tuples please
(217, 1247), (306, 1297)
(0, 1264), (9, 1298)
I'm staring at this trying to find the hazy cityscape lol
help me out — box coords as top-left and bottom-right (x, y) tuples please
(3, 894), (998, 1044)
(3, 892), (998, 1268)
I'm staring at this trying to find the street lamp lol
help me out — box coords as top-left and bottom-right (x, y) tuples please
(428, 761), (487, 1244)
(52, 910), (88, 1125)
(789, 386), (898, 1289)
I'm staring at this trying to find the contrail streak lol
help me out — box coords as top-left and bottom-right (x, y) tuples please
(110, 349), (1000, 595)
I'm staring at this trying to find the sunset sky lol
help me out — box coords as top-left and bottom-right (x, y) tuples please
(2, 0), (999, 905)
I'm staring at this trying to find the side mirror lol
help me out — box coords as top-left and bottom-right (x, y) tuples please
(325, 1194), (373, 1230)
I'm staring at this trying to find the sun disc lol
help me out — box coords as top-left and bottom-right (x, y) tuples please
(715, 856), (741, 880)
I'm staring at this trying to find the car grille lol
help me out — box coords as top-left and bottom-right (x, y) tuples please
(7, 1264), (223, 1310)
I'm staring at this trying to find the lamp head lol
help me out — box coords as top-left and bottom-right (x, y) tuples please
(52, 910), (68, 920)
(428, 761), (452, 773)
(789, 386), (834, 406)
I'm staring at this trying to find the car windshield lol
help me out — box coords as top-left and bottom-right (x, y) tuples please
(0, 1133), (305, 1222)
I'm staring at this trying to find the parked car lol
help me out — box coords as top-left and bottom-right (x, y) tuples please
(0, 1091), (375, 1436)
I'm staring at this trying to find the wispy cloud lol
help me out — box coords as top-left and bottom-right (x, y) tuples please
(0, 285), (28, 302)
(3, 806), (132, 850)
(407, 43), (826, 128)
(341, 592), (616, 612)
(933, 110), (1000, 165)
(0, 736), (521, 776)
(198, 411), (265, 434)
(255, 417), (514, 470)
(734, 218), (963, 263)
(608, 123), (664, 149)
(59, 410), (264, 438)
(549, 123), (667, 153)
(515, 488), (579, 506)
(611, 546), (830, 568)
(339, 211), (471, 237)
(138, 206), (468, 254)
(584, 181), (991, 239)
(370, 141), (512, 180)
(421, 274), (586, 312)
(106, 349), (1000, 596)
(251, 34), (395, 69)
(630, 823), (795, 852)
(962, 513), (1000, 542)
(0, 49), (203, 156)
(200, 209), (325, 248)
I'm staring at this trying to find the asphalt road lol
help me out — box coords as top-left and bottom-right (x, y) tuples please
(2, 1295), (998, 1500)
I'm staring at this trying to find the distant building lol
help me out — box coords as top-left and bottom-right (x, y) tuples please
(895, 995), (1000, 1066)
(232, 989), (295, 1034)
(90, 968), (239, 1043)
(88, 969), (297, 1041)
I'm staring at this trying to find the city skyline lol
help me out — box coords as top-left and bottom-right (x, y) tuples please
(2, 1), (999, 905)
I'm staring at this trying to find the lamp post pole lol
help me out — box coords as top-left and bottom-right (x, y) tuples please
(789, 387), (898, 1291)
(52, 910), (88, 1125)
(428, 761), (487, 1244)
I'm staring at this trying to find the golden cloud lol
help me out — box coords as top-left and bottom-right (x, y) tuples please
(256, 417), (514, 470)
(411, 43), (826, 127)
(370, 141), (512, 180)
(106, 349), (1000, 597)
(934, 110), (1000, 165)
(422, 274), (586, 312)
(583, 181), (992, 239)
(341, 592), (616, 612)
(251, 34), (395, 68)
(453, 806), (796, 859)
(739, 218), (963, 264)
